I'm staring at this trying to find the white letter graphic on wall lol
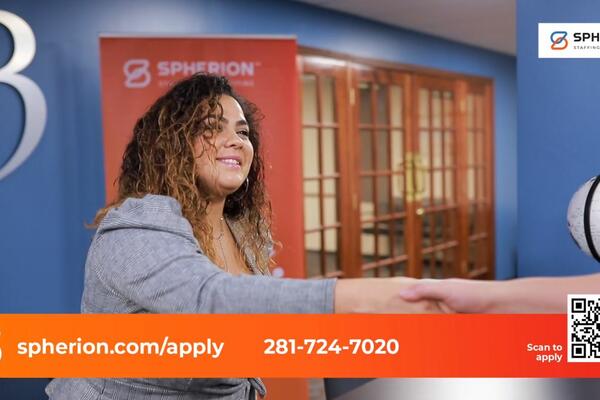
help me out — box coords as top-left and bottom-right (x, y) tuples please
(0, 10), (47, 180)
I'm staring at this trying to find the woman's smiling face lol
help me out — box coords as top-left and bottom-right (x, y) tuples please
(194, 95), (254, 199)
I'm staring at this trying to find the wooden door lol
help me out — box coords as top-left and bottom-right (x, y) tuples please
(410, 76), (460, 278)
(462, 80), (495, 278)
(351, 66), (412, 277)
(299, 56), (352, 278)
(298, 52), (495, 281)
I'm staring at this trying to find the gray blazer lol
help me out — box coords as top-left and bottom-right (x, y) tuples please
(46, 194), (336, 400)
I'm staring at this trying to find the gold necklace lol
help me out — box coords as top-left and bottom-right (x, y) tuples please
(214, 216), (229, 272)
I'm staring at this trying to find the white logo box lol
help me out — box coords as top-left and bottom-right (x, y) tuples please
(539, 23), (600, 58)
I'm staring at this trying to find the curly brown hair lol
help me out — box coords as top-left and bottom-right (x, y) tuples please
(94, 74), (272, 272)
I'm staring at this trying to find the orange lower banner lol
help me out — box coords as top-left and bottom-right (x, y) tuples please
(0, 314), (596, 377)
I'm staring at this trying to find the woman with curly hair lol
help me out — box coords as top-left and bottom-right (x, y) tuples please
(46, 73), (442, 400)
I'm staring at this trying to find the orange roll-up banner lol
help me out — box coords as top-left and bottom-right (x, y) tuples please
(99, 36), (304, 279)
(99, 36), (305, 399)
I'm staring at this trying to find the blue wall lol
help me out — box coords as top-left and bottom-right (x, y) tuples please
(0, 0), (515, 397)
(517, 0), (600, 276)
(0, 0), (516, 312)
(0, 0), (517, 308)
(0, 0), (517, 314)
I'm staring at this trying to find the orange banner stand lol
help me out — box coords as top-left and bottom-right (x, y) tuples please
(0, 314), (596, 378)
(99, 36), (304, 279)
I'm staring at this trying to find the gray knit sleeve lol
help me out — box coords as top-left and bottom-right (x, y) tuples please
(89, 225), (336, 314)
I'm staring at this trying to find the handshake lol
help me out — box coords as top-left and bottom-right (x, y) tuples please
(334, 277), (496, 314)
(333, 273), (590, 314)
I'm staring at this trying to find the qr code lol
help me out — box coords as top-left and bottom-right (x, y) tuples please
(568, 294), (600, 362)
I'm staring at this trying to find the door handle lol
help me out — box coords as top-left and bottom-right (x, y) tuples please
(413, 153), (426, 202)
(400, 153), (414, 202)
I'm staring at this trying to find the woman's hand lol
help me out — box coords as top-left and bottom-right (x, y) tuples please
(334, 277), (449, 314)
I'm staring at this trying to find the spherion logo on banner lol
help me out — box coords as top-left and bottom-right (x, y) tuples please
(157, 61), (257, 77)
(123, 59), (151, 88)
(539, 23), (600, 58)
(122, 59), (259, 88)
